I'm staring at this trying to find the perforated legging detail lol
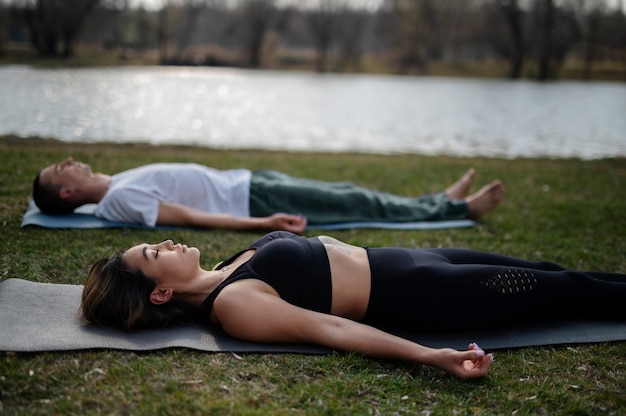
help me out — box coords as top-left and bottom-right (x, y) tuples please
(481, 270), (538, 295)
(364, 247), (626, 331)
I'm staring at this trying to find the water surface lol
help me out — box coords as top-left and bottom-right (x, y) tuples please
(1, 65), (624, 159)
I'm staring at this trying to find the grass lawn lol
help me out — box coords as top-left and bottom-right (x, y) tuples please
(1, 135), (625, 415)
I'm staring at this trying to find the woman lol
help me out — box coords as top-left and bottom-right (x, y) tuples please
(81, 231), (626, 380)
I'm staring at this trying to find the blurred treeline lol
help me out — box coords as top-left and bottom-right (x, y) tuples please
(1, 0), (625, 80)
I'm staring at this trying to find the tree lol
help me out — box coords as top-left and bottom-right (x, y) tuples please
(237, 0), (278, 68)
(380, 0), (481, 74)
(334, 8), (369, 72)
(533, 0), (557, 80)
(20, 0), (100, 57)
(305, 0), (349, 73)
(159, 0), (229, 65)
(174, 0), (208, 62)
(530, 0), (582, 80)
(570, 0), (609, 80)
(382, 0), (430, 73)
(496, 0), (526, 79)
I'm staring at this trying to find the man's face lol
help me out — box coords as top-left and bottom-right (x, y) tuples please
(39, 157), (94, 190)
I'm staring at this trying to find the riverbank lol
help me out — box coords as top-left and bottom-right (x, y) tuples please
(1, 136), (625, 414)
(2, 42), (625, 82)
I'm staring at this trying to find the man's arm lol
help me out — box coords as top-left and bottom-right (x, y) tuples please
(157, 201), (307, 233)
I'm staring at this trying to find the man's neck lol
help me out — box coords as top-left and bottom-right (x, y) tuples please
(84, 173), (113, 203)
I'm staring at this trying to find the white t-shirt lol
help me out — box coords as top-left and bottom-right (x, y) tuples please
(94, 163), (252, 226)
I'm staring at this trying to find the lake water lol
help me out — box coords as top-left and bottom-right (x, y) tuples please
(1, 65), (624, 159)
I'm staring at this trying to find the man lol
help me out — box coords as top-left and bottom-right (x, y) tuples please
(33, 157), (503, 233)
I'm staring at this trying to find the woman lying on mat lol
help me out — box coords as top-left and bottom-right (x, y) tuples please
(81, 231), (626, 380)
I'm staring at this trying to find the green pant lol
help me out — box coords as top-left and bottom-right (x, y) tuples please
(249, 170), (468, 224)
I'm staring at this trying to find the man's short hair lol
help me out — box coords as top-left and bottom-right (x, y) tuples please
(32, 172), (80, 215)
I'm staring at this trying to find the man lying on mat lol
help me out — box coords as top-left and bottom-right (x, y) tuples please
(33, 157), (503, 233)
(82, 231), (626, 380)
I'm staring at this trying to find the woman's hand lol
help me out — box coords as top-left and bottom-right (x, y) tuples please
(432, 343), (494, 380)
(265, 213), (307, 233)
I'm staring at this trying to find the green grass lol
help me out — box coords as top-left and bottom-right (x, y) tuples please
(1, 135), (625, 415)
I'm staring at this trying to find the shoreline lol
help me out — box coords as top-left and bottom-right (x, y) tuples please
(3, 134), (625, 162)
(1, 43), (625, 83)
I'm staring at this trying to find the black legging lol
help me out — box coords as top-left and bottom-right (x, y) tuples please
(365, 247), (626, 332)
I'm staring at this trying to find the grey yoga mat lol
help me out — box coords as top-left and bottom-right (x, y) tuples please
(1, 279), (625, 353)
(20, 201), (476, 231)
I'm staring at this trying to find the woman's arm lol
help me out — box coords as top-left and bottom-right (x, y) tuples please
(157, 201), (307, 233)
(212, 281), (493, 380)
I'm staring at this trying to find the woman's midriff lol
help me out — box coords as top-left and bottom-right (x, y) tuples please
(318, 236), (371, 320)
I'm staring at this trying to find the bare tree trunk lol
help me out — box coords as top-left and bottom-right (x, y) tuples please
(582, 10), (600, 80)
(306, 0), (348, 73)
(575, 0), (609, 81)
(158, 1), (169, 63)
(537, 0), (555, 80)
(174, 0), (205, 62)
(383, 0), (427, 74)
(497, 0), (525, 79)
(60, 0), (100, 57)
(240, 0), (277, 68)
(385, 0), (459, 74)
(23, 0), (99, 58)
(334, 10), (368, 72)
(23, 0), (60, 56)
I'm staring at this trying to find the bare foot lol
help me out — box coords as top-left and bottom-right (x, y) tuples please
(446, 168), (476, 201)
(466, 180), (504, 218)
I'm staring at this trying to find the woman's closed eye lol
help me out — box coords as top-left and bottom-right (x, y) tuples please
(141, 245), (159, 261)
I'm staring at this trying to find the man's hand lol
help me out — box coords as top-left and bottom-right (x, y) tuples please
(266, 213), (308, 233)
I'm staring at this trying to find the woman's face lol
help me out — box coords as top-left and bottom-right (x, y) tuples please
(123, 240), (201, 285)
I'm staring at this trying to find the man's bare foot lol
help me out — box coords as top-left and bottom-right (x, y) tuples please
(446, 168), (476, 201)
(466, 180), (504, 218)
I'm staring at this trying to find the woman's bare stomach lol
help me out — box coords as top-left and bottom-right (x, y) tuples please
(318, 236), (371, 320)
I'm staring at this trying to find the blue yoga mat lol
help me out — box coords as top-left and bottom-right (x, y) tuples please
(20, 201), (476, 231)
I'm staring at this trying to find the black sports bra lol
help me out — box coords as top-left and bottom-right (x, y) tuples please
(199, 231), (332, 323)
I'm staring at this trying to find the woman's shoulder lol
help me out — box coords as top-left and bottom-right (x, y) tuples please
(209, 279), (279, 323)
